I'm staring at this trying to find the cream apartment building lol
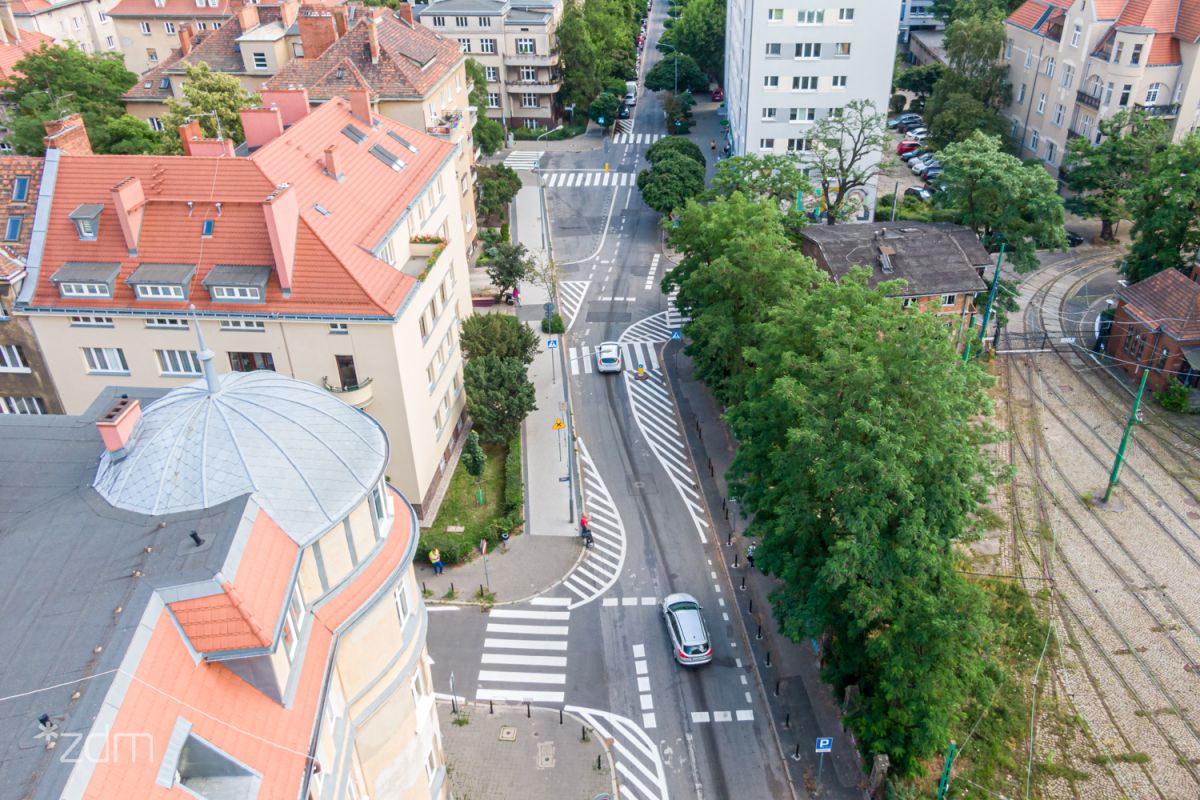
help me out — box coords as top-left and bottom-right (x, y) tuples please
(416, 0), (561, 129)
(108, 0), (232, 74)
(12, 0), (122, 52)
(17, 96), (473, 518)
(1006, 0), (1200, 178)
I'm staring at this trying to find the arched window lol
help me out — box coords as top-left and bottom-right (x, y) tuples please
(1089, 74), (1103, 98)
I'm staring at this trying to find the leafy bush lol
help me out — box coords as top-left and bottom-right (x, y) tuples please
(504, 436), (524, 516)
(420, 530), (475, 565)
(1156, 380), (1192, 413)
(512, 120), (588, 140)
(541, 313), (565, 333)
(889, 93), (907, 114)
(647, 135), (705, 167)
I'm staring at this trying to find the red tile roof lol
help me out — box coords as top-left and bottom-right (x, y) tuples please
(0, 30), (55, 80)
(0, 156), (42, 281)
(84, 488), (414, 799)
(11, 0), (53, 14)
(1011, 0), (1198, 66)
(1118, 267), (1200, 341)
(1008, 0), (1072, 34)
(28, 96), (456, 318)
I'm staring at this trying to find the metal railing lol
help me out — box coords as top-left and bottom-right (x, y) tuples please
(1075, 90), (1101, 110)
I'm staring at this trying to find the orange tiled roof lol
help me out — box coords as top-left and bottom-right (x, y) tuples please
(1118, 267), (1200, 341)
(0, 30), (55, 80)
(84, 488), (414, 799)
(28, 97), (456, 318)
(0, 156), (42, 281)
(11, 0), (53, 13)
(1008, 0), (1072, 34)
(122, 46), (187, 100)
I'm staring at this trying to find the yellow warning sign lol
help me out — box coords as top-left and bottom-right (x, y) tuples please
(552, 418), (566, 430)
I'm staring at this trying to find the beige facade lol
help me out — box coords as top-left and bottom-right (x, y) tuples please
(110, 2), (229, 74)
(417, 0), (562, 129)
(13, 0), (122, 53)
(1005, 0), (1200, 179)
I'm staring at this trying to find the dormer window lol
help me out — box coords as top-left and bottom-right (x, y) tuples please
(12, 176), (29, 201)
(60, 282), (110, 297)
(203, 265), (269, 303)
(69, 203), (103, 240)
(213, 286), (260, 300)
(136, 284), (186, 299)
(128, 263), (194, 301)
(51, 262), (119, 298)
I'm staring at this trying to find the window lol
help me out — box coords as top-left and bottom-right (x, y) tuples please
(135, 284), (185, 299)
(790, 107), (815, 121)
(765, 42), (781, 56)
(139, 21), (150, 34)
(797, 9), (822, 23)
(98, 10), (108, 22)
(516, 38), (534, 54)
(763, 75), (779, 88)
(252, 51), (267, 69)
(479, 16), (491, 26)
(761, 107), (777, 120)
(292, 41), (303, 57)
(1010, 117), (1020, 138)
(4, 217), (19, 241)
(12, 176), (29, 201)
(1036, 93), (1045, 114)
(520, 66), (536, 81)
(759, 138), (775, 150)
(521, 93), (539, 108)
(212, 286), (261, 300)
(164, 21), (175, 33)
(425, 746), (438, 786)
(283, 585), (304, 662)
(1156, 347), (1170, 371)
(487, 92), (500, 108)
(1052, 103), (1064, 126)
(1023, 50), (1032, 70)
(795, 42), (820, 59)
(83, 347), (128, 374)
(220, 319), (265, 331)
(1045, 141), (1057, 164)
(1062, 64), (1074, 89)
(1028, 129), (1039, 150)
(70, 315), (113, 327)
(1104, 81), (1114, 105)
(480, 38), (496, 53)
(0, 344), (28, 372)
(1145, 82), (1164, 104)
(455, 15), (468, 26)
(458, 37), (471, 52)
(431, 15), (445, 26)
(197, 21), (208, 29)
(148, 117), (163, 131)
(106, 35), (115, 48)
(767, 8), (782, 20)
(838, 7), (854, 20)
(833, 42), (851, 56)
(1112, 41), (1123, 63)
(160, 78), (170, 89)
(0, 396), (45, 414)
(156, 349), (201, 376)
(1131, 43), (1143, 65)
(1004, 39), (1012, 61)
(395, 580), (411, 624)
(485, 66), (499, 81)
(60, 282), (109, 297)
(228, 351), (275, 371)
(1070, 24), (1080, 47)
(1017, 83), (1026, 104)
(145, 317), (188, 328)
(147, 48), (158, 63)
(1080, 114), (1092, 137)
(1044, 57), (1054, 77)
(793, 76), (817, 91)
(942, 294), (956, 306)
(200, 218), (214, 237)
(787, 137), (811, 151)
(831, 75), (847, 88)
(1119, 83), (1131, 107)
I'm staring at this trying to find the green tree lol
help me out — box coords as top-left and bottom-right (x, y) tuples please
(896, 63), (944, 108)
(636, 152), (704, 214)
(466, 57), (504, 155)
(460, 313), (540, 365)
(589, 91), (621, 127)
(558, 0), (605, 109)
(974, 276), (1020, 348)
(1124, 132), (1200, 281)
(923, 88), (1005, 147)
(476, 164), (523, 220)
(661, 90), (695, 133)
(101, 114), (165, 155)
(710, 153), (810, 205)
(924, 3), (1010, 146)
(464, 354), (537, 443)
(937, 131), (1066, 271)
(646, 135), (705, 166)
(161, 63), (259, 153)
(808, 99), (889, 224)
(484, 241), (536, 297)
(461, 430), (487, 504)
(1062, 110), (1169, 241)
(669, 0), (725, 79)
(726, 272), (1004, 776)
(644, 52), (707, 93)
(2, 43), (138, 155)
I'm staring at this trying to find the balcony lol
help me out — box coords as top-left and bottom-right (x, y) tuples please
(1076, 90), (1101, 110)
(1135, 102), (1180, 118)
(403, 236), (447, 280)
(323, 376), (374, 409)
(507, 79), (561, 94)
(426, 110), (466, 138)
(506, 52), (559, 66)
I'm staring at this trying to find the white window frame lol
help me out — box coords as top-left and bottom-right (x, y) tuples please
(60, 282), (109, 297)
(220, 319), (265, 331)
(145, 317), (188, 329)
(285, 584), (304, 661)
(71, 315), (114, 327)
(1, 396), (45, 414)
(135, 283), (185, 300)
(797, 9), (822, 23)
(761, 107), (777, 120)
(516, 37), (535, 54)
(395, 579), (411, 625)
(838, 7), (854, 20)
(252, 51), (268, 70)
(763, 75), (779, 88)
(459, 37), (471, 53)
(942, 294), (956, 307)
(212, 286), (261, 300)
(83, 347), (128, 374)
(765, 42), (781, 56)
(0, 344), (29, 372)
(767, 8), (782, 20)
(480, 38), (496, 54)
(156, 349), (201, 376)
(831, 75), (847, 88)
(164, 21), (175, 33)
(1070, 24), (1080, 47)
(139, 20), (151, 34)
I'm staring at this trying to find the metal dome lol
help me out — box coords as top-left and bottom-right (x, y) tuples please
(93, 370), (388, 544)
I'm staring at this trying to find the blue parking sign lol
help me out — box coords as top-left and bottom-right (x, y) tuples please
(816, 738), (833, 753)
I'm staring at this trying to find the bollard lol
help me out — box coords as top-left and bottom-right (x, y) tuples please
(725, 507), (729, 521)
(734, 553), (739, 568)
(749, 599), (753, 614)
(727, 532), (732, 546)
(740, 575), (746, 590)
(559, 707), (563, 724)
(775, 680), (780, 697)
(756, 624), (762, 640)
(597, 754), (603, 771)
(451, 694), (458, 714)
(582, 725), (589, 742)
(794, 742), (800, 759)
(490, 700), (494, 714)
(450, 582), (455, 594)
(526, 702), (531, 718)
(481, 584), (485, 596)
(785, 713), (791, 729)
(766, 651), (772, 668)
(722, 498), (727, 512)
(423, 581), (427, 594)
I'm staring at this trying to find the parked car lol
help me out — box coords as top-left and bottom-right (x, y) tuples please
(912, 158), (941, 176)
(661, 593), (712, 665)
(890, 113), (923, 130)
(905, 186), (934, 203)
(1065, 230), (1085, 247)
(596, 342), (623, 373)
(618, 103), (631, 119)
(897, 139), (921, 155)
(897, 117), (924, 133)
(909, 152), (937, 169)
(900, 147), (927, 162)
(712, 87), (724, 101)
(624, 92), (637, 107)
(923, 166), (945, 182)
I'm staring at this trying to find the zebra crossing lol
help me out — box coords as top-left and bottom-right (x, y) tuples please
(502, 150), (544, 170)
(566, 705), (669, 800)
(666, 287), (690, 330)
(616, 118), (634, 135)
(475, 597), (572, 704)
(569, 341), (658, 376)
(556, 280), (589, 330)
(620, 310), (674, 344)
(560, 440), (627, 609)
(613, 132), (666, 145)
(543, 171), (636, 188)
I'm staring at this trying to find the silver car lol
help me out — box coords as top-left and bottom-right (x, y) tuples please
(661, 593), (712, 665)
(596, 342), (622, 374)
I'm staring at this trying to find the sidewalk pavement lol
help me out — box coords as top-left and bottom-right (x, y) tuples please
(438, 701), (615, 800)
(666, 344), (867, 800)
(415, 530), (581, 605)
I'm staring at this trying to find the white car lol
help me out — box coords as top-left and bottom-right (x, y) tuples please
(906, 127), (929, 142)
(624, 92), (637, 107)
(596, 342), (622, 373)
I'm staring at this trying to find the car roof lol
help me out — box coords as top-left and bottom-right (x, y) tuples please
(671, 606), (708, 644)
(599, 341), (620, 352)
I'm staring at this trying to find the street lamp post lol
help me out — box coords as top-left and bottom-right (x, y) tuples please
(659, 42), (678, 95)
(537, 124), (564, 141)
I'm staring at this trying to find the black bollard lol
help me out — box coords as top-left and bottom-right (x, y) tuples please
(559, 707), (563, 724)
(450, 582), (455, 594)
(740, 575), (746, 590)
(794, 742), (800, 759)
(582, 725), (589, 742)
(775, 680), (780, 697)
(756, 624), (762, 640)
(785, 712), (791, 729)
(749, 599), (753, 614)
(597, 754), (603, 771)
(727, 532), (732, 546)
(490, 700), (495, 714)
(766, 650), (772, 668)
(526, 701), (531, 718)
(734, 553), (739, 568)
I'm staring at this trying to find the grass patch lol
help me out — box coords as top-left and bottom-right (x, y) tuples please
(1036, 758), (1089, 782)
(1092, 752), (1150, 765)
(424, 442), (512, 566)
(975, 506), (1006, 531)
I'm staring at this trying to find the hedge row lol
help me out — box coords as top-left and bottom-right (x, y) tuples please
(504, 436), (523, 517)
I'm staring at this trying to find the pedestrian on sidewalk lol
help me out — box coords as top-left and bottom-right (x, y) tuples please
(745, 543), (756, 570)
(579, 514), (593, 547)
(710, 139), (716, 153)
(512, 285), (521, 305)
(430, 547), (444, 575)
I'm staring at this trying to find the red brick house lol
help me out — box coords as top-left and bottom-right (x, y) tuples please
(1107, 265), (1200, 393)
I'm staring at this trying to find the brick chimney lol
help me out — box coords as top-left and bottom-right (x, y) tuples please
(396, 1), (414, 25)
(96, 396), (142, 462)
(368, 13), (380, 64)
(279, 0), (300, 31)
(262, 184), (298, 296)
(178, 120), (235, 156)
(236, 2), (259, 32)
(332, 5), (349, 35)
(324, 144), (343, 180)
(42, 114), (92, 155)
(349, 87), (374, 125)
(240, 106), (284, 149)
(260, 87), (311, 126)
(178, 23), (195, 55)
(112, 177), (146, 255)
(298, 7), (339, 60)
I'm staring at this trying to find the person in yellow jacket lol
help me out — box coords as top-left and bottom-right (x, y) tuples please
(429, 548), (444, 575)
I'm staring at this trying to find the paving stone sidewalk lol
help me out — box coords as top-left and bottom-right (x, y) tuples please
(439, 701), (614, 800)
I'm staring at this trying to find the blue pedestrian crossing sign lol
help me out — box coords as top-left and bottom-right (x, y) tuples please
(816, 738), (833, 753)
(547, 339), (559, 349)
(670, 330), (682, 341)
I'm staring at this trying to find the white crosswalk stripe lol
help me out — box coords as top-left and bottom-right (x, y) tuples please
(620, 311), (674, 344)
(475, 604), (572, 704)
(644, 253), (660, 292)
(557, 280), (589, 331)
(502, 150), (544, 170)
(613, 133), (666, 145)
(567, 706), (669, 800)
(544, 171), (636, 188)
(666, 287), (690, 329)
(616, 118), (634, 134)
(562, 440), (627, 609)
(622, 341), (659, 373)
(569, 345), (594, 375)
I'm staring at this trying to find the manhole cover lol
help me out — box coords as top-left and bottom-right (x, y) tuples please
(537, 741), (556, 769)
(499, 726), (517, 742)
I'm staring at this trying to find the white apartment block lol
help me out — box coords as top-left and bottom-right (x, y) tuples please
(1005, 0), (1200, 179)
(899, 0), (942, 40)
(724, 1), (901, 218)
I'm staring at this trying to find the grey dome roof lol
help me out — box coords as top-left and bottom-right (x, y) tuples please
(93, 371), (388, 544)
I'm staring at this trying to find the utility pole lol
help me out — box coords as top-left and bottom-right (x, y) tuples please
(1102, 367), (1150, 503)
(963, 245), (1004, 362)
(936, 740), (956, 800)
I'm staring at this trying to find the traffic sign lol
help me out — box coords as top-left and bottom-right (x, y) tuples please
(547, 339), (559, 349)
(552, 418), (566, 430)
(670, 330), (682, 340)
(816, 737), (833, 753)
(480, 539), (487, 555)
(598, 116), (605, 125)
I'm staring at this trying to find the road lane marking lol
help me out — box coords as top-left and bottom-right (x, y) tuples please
(485, 623), (570, 636)
(632, 644), (645, 657)
(489, 609), (571, 620)
(478, 671), (566, 684)
(737, 709), (754, 721)
(691, 712), (710, 723)
(635, 660), (648, 675)
(483, 638), (569, 651)
(481, 653), (568, 667)
(640, 694), (654, 710)
(637, 677), (651, 691)
(530, 596), (572, 606)
(642, 712), (656, 730)
(603, 597), (618, 607)
(713, 711), (732, 722)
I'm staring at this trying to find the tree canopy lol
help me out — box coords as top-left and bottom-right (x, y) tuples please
(665, 0), (724, 79)
(161, 63), (259, 153)
(808, 99), (889, 224)
(589, 91), (621, 126)
(460, 313), (540, 365)
(923, 3), (1010, 147)
(646, 135), (705, 166)
(483, 241), (536, 297)
(476, 164), (523, 220)
(636, 151), (704, 213)
(644, 52), (708, 93)
(896, 63), (944, 108)
(464, 354), (537, 443)
(466, 57), (504, 155)
(1124, 132), (1200, 282)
